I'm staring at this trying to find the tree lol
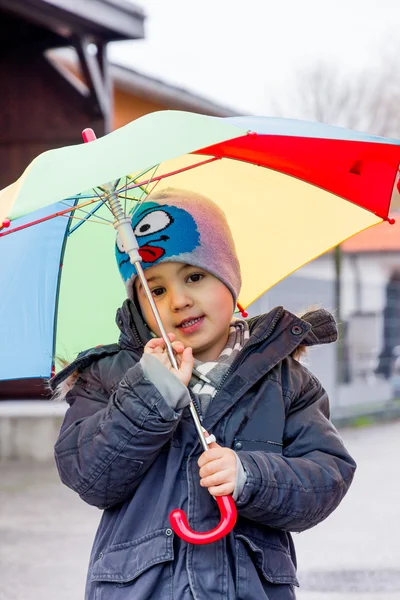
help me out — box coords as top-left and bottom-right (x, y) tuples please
(273, 59), (400, 137)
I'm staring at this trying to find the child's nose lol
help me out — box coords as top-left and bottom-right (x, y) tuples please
(170, 290), (193, 311)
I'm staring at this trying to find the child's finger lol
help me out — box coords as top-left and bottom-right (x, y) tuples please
(198, 446), (223, 468)
(144, 337), (165, 353)
(171, 340), (185, 354)
(145, 334), (178, 354)
(147, 338), (164, 348)
(148, 334), (176, 348)
(199, 458), (226, 479)
(200, 469), (230, 488)
(207, 483), (235, 497)
(179, 347), (193, 380)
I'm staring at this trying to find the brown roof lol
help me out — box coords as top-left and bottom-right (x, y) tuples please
(342, 213), (400, 253)
(111, 64), (240, 117)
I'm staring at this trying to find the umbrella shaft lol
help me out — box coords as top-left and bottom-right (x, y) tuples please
(134, 262), (208, 452)
(106, 186), (125, 222)
(108, 189), (208, 452)
(135, 261), (178, 369)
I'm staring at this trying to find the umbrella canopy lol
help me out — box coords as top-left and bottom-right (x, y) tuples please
(1, 110), (399, 384)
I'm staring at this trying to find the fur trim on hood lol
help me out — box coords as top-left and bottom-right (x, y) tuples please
(51, 369), (80, 402)
(291, 307), (338, 361)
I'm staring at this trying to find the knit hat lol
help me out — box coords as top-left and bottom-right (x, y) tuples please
(115, 188), (242, 307)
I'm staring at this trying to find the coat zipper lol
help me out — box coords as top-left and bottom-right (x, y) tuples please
(188, 388), (204, 422)
(118, 312), (144, 351)
(187, 310), (283, 424)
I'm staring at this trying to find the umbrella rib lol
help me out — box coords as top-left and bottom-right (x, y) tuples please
(1, 158), (219, 238)
(111, 166), (161, 218)
(60, 202), (112, 224)
(123, 176), (128, 216)
(140, 177), (161, 204)
(120, 175), (138, 216)
(65, 214), (112, 228)
(91, 187), (116, 215)
(0, 198), (102, 237)
(125, 157), (220, 192)
(59, 201), (109, 221)
(127, 165), (162, 217)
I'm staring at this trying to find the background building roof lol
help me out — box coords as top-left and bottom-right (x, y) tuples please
(0, 0), (145, 45)
(342, 212), (400, 253)
(111, 63), (240, 117)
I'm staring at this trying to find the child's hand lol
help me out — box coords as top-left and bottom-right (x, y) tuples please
(144, 333), (193, 386)
(198, 439), (237, 497)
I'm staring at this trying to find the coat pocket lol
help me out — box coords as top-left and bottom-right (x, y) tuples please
(235, 531), (299, 599)
(91, 528), (174, 598)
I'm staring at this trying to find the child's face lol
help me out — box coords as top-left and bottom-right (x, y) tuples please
(135, 262), (234, 362)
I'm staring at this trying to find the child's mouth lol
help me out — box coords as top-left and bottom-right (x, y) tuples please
(177, 316), (205, 334)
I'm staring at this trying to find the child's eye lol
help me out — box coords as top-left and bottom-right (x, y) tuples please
(152, 287), (166, 297)
(187, 273), (204, 283)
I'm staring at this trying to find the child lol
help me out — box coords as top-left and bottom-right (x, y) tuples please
(52, 188), (356, 600)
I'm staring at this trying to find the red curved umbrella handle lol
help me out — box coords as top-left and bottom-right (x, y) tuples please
(169, 494), (237, 544)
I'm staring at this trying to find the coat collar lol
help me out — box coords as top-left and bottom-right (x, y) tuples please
(114, 302), (288, 352)
(116, 299), (152, 351)
(200, 307), (337, 433)
(115, 300), (337, 357)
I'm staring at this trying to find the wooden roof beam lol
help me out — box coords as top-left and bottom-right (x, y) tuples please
(74, 36), (112, 131)
(0, 0), (145, 43)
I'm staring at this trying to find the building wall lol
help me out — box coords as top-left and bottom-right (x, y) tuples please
(302, 252), (400, 317)
(248, 270), (337, 405)
(247, 249), (400, 412)
(113, 88), (168, 129)
(299, 251), (400, 405)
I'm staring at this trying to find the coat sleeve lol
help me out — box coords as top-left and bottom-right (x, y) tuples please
(234, 364), (357, 532)
(54, 360), (184, 510)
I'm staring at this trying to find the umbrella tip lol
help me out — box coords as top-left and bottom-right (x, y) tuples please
(387, 217), (396, 225)
(82, 128), (97, 143)
(247, 131), (257, 138)
(0, 218), (11, 230)
(237, 302), (249, 318)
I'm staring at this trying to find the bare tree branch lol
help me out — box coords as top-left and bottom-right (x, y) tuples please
(273, 58), (400, 138)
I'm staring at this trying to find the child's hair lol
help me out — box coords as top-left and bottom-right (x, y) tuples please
(115, 187), (242, 307)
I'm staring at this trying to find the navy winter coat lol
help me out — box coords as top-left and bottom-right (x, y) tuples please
(52, 301), (356, 600)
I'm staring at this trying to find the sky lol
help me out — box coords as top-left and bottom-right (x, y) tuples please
(109, 0), (399, 117)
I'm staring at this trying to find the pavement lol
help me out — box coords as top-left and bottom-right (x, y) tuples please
(0, 420), (399, 600)
(295, 420), (400, 600)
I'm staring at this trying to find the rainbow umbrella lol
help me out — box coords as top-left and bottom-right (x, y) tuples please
(1, 109), (399, 543)
(1, 110), (399, 388)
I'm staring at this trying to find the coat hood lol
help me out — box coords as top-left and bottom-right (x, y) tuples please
(116, 299), (337, 353)
(51, 302), (337, 401)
